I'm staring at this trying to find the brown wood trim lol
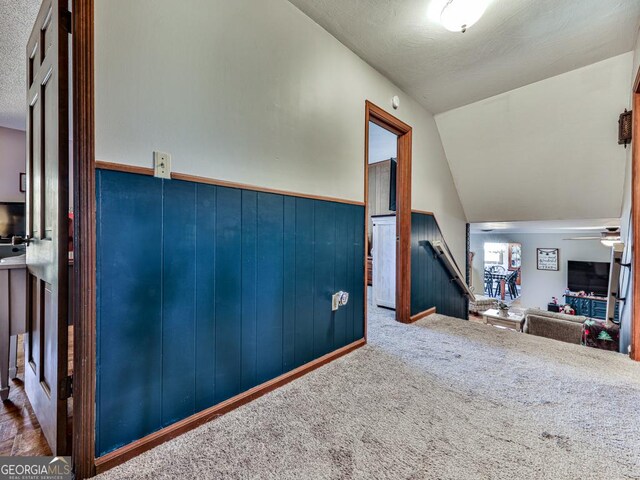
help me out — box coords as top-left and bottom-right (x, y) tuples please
(396, 130), (412, 323)
(94, 161), (365, 207)
(366, 100), (412, 136)
(364, 101), (412, 324)
(72, 0), (96, 478)
(94, 160), (154, 176)
(409, 307), (437, 323)
(411, 209), (435, 216)
(632, 68), (640, 361)
(94, 338), (366, 473)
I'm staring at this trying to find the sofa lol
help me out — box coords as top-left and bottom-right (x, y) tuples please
(469, 295), (496, 315)
(522, 308), (587, 345)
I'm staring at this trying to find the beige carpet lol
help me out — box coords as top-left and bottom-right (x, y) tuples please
(96, 299), (640, 479)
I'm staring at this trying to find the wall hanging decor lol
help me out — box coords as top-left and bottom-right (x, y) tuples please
(619, 109), (632, 148)
(537, 248), (559, 271)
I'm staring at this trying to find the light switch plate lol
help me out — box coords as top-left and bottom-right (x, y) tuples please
(153, 151), (172, 179)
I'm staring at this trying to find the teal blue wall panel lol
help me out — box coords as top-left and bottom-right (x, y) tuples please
(194, 184), (216, 412)
(162, 180), (197, 426)
(96, 171), (163, 456)
(96, 170), (365, 456)
(411, 212), (468, 320)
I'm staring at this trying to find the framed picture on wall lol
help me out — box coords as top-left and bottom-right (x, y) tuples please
(19, 173), (26, 193)
(537, 248), (559, 271)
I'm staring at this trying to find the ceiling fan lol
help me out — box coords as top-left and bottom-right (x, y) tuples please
(563, 227), (621, 246)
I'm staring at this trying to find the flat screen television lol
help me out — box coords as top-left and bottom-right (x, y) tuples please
(0, 202), (26, 240)
(567, 260), (610, 297)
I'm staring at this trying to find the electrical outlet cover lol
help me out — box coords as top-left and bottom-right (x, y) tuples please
(153, 151), (172, 179)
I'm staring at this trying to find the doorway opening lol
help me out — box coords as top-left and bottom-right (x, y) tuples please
(483, 242), (522, 304)
(364, 101), (412, 327)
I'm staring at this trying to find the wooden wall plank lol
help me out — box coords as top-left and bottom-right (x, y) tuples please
(194, 184), (216, 411)
(334, 204), (349, 348)
(214, 187), (243, 404)
(282, 197), (296, 372)
(313, 202), (336, 358)
(256, 193), (285, 384)
(352, 209), (365, 341)
(240, 190), (258, 391)
(161, 180), (197, 426)
(294, 198), (315, 368)
(96, 171), (163, 455)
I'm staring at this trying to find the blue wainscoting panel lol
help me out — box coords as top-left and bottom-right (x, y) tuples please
(96, 171), (163, 456)
(96, 169), (365, 457)
(411, 212), (468, 320)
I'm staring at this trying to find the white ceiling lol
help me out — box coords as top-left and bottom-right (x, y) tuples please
(288, 0), (640, 114)
(470, 218), (620, 235)
(436, 53), (632, 224)
(0, 1), (41, 130)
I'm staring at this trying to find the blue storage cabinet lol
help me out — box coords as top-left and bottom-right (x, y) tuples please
(564, 294), (619, 322)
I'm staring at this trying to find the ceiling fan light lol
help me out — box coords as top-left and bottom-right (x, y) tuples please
(440, 0), (489, 33)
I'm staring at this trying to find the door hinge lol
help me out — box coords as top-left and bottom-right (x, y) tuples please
(60, 375), (73, 399)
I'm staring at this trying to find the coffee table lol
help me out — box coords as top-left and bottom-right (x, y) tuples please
(482, 308), (524, 332)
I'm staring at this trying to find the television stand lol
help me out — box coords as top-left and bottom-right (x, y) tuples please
(564, 294), (619, 322)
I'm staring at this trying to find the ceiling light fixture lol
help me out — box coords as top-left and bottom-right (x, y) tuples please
(440, 0), (490, 33)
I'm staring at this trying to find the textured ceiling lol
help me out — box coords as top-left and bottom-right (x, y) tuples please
(288, 0), (640, 114)
(0, 0), (41, 130)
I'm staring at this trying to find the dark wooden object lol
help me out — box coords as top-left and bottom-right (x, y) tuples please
(24, 0), (70, 456)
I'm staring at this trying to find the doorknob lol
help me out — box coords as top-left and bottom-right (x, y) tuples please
(11, 235), (32, 247)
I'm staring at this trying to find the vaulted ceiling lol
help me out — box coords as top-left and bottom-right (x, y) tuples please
(288, 0), (640, 114)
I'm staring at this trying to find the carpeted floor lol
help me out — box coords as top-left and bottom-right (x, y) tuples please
(96, 298), (640, 479)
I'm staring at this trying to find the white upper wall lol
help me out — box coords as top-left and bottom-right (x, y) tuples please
(0, 126), (26, 203)
(619, 28), (640, 354)
(436, 53), (633, 223)
(94, 0), (467, 262)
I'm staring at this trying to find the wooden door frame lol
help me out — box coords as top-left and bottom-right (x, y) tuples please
(631, 66), (640, 362)
(364, 101), (412, 326)
(71, 0), (96, 478)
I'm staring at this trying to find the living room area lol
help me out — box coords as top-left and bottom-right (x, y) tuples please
(468, 220), (627, 353)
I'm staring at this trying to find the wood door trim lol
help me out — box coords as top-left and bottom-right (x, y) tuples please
(632, 65), (640, 361)
(72, 0), (97, 477)
(94, 338), (366, 473)
(94, 161), (366, 206)
(365, 101), (412, 324)
(409, 307), (437, 323)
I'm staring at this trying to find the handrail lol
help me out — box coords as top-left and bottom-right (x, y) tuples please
(429, 240), (476, 302)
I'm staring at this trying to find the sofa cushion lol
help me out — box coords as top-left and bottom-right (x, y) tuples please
(523, 308), (587, 324)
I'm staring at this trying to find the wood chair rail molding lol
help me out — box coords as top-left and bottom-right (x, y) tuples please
(95, 338), (365, 473)
(94, 161), (365, 207)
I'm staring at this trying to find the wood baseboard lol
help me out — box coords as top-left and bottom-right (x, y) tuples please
(409, 307), (436, 323)
(94, 338), (366, 474)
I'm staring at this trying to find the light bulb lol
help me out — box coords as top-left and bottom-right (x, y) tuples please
(440, 0), (490, 33)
